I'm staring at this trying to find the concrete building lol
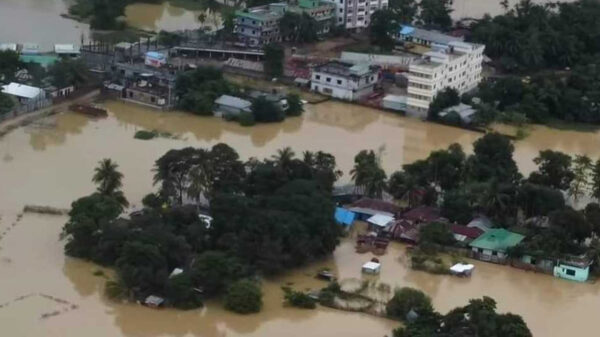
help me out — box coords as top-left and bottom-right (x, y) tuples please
(234, 3), (288, 47)
(325, 0), (388, 30)
(289, 0), (336, 34)
(406, 40), (484, 117)
(310, 60), (379, 101)
(234, 1), (336, 46)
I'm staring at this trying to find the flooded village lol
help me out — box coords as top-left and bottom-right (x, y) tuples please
(2, 0), (600, 336)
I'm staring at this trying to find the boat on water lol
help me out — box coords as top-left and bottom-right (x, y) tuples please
(69, 104), (108, 117)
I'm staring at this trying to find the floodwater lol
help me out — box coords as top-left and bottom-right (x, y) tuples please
(0, 0), (577, 51)
(125, 2), (222, 33)
(2, 100), (600, 336)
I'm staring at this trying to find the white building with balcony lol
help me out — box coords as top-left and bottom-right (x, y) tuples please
(406, 40), (485, 117)
(325, 0), (388, 30)
(311, 61), (380, 101)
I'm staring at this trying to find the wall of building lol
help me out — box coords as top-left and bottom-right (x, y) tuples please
(554, 264), (590, 282)
(125, 89), (167, 108)
(311, 69), (377, 101)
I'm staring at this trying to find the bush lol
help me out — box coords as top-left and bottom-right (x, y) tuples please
(286, 93), (303, 117)
(238, 111), (256, 126)
(386, 287), (433, 320)
(134, 130), (158, 140)
(282, 286), (316, 309)
(224, 279), (263, 314)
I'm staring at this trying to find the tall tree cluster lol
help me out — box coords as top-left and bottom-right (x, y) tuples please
(470, 0), (600, 72)
(62, 144), (343, 310)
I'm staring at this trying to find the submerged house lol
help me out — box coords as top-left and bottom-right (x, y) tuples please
(401, 206), (443, 224)
(347, 198), (402, 221)
(213, 95), (252, 118)
(554, 255), (593, 282)
(450, 224), (483, 245)
(469, 228), (524, 264)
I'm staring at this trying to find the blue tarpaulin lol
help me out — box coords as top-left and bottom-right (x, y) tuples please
(335, 207), (355, 226)
(399, 25), (415, 35)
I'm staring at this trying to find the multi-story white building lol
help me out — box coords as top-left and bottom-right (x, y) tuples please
(326, 0), (388, 30)
(406, 40), (485, 117)
(311, 60), (380, 101)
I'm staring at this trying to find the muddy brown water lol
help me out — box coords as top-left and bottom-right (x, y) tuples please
(2, 100), (600, 336)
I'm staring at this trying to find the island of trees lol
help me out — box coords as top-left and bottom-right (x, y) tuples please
(61, 144), (342, 311)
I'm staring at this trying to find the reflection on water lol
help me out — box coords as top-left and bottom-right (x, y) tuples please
(125, 2), (222, 32)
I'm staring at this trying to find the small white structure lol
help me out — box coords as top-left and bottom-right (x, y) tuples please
(21, 43), (40, 55)
(2, 82), (45, 103)
(438, 103), (477, 124)
(213, 95), (252, 118)
(367, 214), (394, 229)
(362, 261), (381, 274)
(0, 43), (17, 52)
(169, 268), (184, 278)
(311, 60), (379, 101)
(144, 295), (165, 308)
(449, 263), (474, 277)
(198, 214), (213, 229)
(382, 94), (407, 112)
(54, 44), (80, 56)
(145, 51), (167, 68)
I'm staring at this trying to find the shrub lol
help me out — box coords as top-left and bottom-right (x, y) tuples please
(386, 287), (433, 320)
(134, 130), (158, 140)
(224, 279), (263, 314)
(238, 111), (256, 126)
(282, 286), (316, 309)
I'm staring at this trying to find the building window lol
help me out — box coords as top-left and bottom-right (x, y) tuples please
(492, 251), (498, 256)
(128, 91), (133, 98)
(337, 79), (342, 85)
(326, 77), (331, 82)
(315, 75), (321, 80)
(151, 96), (156, 103)
(478, 248), (483, 253)
(566, 269), (576, 276)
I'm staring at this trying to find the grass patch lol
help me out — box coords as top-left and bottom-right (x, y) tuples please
(134, 129), (178, 140)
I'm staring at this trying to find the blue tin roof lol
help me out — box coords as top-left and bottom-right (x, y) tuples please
(399, 25), (415, 35)
(335, 207), (355, 226)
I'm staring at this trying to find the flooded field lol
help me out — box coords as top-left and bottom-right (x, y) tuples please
(124, 2), (222, 32)
(1, 100), (600, 336)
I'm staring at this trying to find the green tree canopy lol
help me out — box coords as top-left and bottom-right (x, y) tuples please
(387, 287), (434, 320)
(370, 9), (399, 51)
(528, 150), (574, 190)
(224, 279), (263, 314)
(264, 43), (284, 78)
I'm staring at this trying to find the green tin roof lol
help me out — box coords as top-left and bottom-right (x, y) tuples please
(20, 55), (58, 68)
(469, 228), (524, 252)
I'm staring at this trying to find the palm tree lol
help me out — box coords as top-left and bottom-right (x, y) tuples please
(272, 147), (296, 168)
(93, 159), (123, 196)
(92, 159), (128, 208)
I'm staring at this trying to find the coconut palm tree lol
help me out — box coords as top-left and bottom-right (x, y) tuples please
(93, 159), (123, 195)
(92, 158), (128, 208)
(272, 147), (296, 168)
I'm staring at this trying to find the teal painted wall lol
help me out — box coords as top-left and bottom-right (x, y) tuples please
(553, 264), (589, 282)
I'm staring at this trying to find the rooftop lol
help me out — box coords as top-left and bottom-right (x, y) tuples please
(236, 3), (287, 21)
(469, 228), (525, 252)
(2, 82), (43, 99)
(399, 25), (464, 46)
(214, 95), (252, 109)
(54, 44), (80, 54)
(348, 198), (402, 217)
(314, 60), (377, 77)
(402, 206), (442, 223)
